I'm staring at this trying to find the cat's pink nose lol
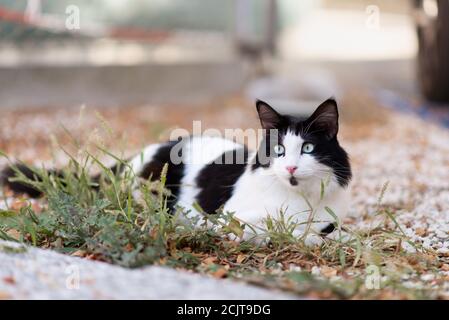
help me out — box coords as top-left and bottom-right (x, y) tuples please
(286, 166), (298, 174)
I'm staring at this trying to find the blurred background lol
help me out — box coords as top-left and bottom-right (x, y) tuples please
(0, 0), (448, 161)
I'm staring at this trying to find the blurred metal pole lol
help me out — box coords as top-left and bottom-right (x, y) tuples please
(25, 0), (41, 22)
(265, 0), (277, 56)
(235, 0), (253, 45)
(234, 0), (278, 59)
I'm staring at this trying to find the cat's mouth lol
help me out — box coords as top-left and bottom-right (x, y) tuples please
(289, 176), (298, 186)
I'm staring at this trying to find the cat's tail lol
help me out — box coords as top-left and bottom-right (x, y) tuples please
(0, 163), (52, 198)
(1, 162), (125, 198)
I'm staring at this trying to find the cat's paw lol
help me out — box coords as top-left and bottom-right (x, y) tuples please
(291, 229), (324, 247)
(303, 230), (354, 246)
(326, 230), (353, 243)
(303, 233), (325, 247)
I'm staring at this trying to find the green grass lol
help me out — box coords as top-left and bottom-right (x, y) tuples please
(0, 145), (446, 299)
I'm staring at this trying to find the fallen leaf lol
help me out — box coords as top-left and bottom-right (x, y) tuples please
(3, 276), (15, 285)
(415, 228), (426, 237)
(6, 229), (21, 240)
(211, 268), (227, 278)
(202, 257), (217, 266)
(441, 264), (449, 272)
(236, 254), (246, 264)
(321, 266), (337, 278)
(71, 250), (87, 257)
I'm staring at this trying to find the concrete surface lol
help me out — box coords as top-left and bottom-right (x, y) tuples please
(0, 241), (295, 300)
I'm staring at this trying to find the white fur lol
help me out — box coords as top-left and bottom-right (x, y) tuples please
(175, 136), (241, 216)
(272, 131), (334, 185)
(129, 143), (161, 174)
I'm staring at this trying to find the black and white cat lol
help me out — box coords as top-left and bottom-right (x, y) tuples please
(2, 99), (352, 244)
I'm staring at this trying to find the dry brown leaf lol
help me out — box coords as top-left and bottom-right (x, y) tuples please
(71, 250), (87, 257)
(415, 228), (426, 237)
(441, 264), (449, 272)
(125, 243), (134, 252)
(3, 276), (16, 285)
(236, 254), (246, 264)
(86, 254), (103, 261)
(202, 257), (217, 266)
(211, 268), (227, 279)
(321, 266), (338, 278)
(6, 229), (21, 240)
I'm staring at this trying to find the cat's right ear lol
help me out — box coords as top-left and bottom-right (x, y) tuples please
(256, 100), (283, 130)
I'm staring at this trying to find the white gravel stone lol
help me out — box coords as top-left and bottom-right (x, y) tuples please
(347, 113), (449, 258)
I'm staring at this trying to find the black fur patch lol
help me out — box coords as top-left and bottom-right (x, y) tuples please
(0, 164), (60, 198)
(299, 131), (352, 187)
(139, 140), (185, 211)
(320, 223), (336, 235)
(195, 148), (249, 214)
(2, 161), (132, 198)
(315, 144), (351, 186)
(251, 128), (286, 171)
(91, 160), (129, 190)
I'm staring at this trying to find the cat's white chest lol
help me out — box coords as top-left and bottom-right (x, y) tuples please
(223, 168), (350, 236)
(223, 170), (311, 226)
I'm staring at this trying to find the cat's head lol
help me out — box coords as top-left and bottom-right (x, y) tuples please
(253, 98), (351, 189)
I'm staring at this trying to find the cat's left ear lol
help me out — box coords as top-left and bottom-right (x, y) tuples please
(306, 98), (339, 139)
(256, 100), (283, 130)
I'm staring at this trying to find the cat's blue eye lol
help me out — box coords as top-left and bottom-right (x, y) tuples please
(273, 144), (285, 157)
(302, 142), (315, 154)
